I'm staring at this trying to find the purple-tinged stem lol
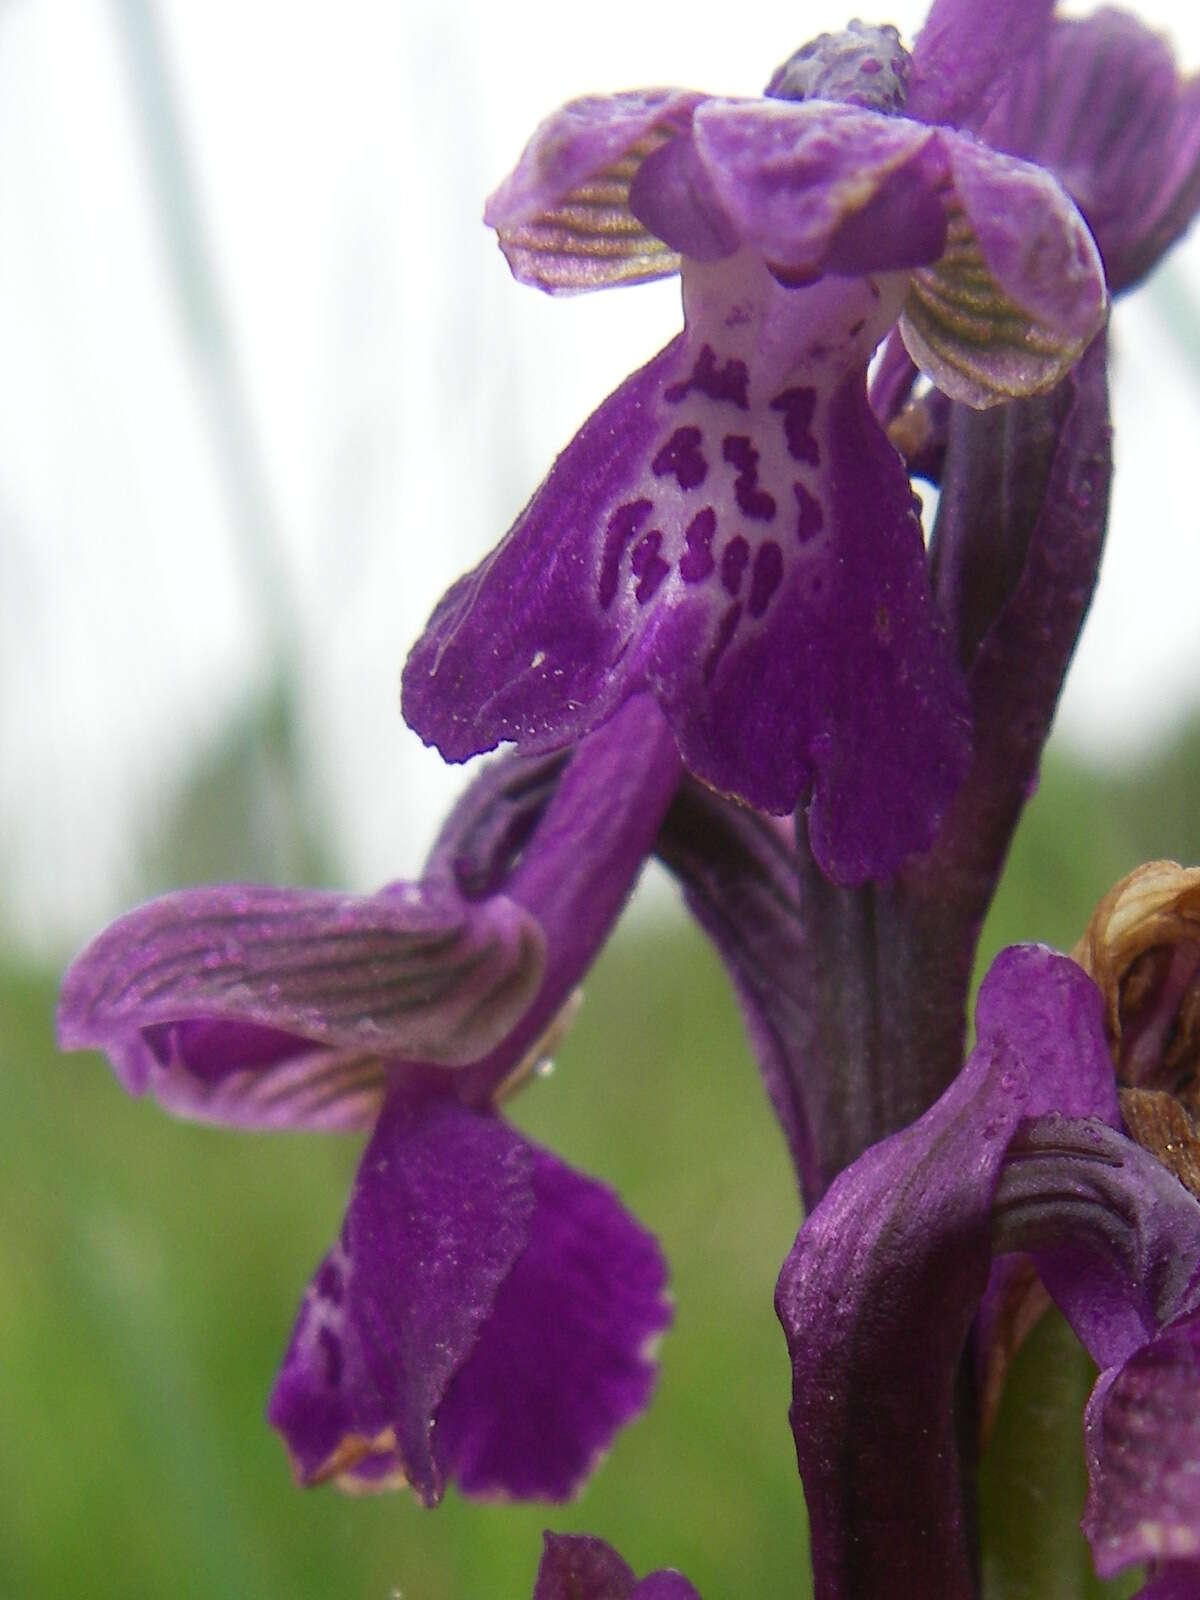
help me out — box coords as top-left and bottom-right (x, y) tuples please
(788, 334), (1111, 1205)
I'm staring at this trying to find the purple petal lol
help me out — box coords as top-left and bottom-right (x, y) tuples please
(404, 255), (970, 885)
(980, 10), (1200, 293)
(902, 133), (1106, 407)
(627, 130), (741, 262)
(267, 1093), (534, 1504)
(58, 882), (544, 1125)
(530, 1535), (702, 1600)
(942, 134), (1105, 342)
(532, 1534), (636, 1600)
(1084, 1310), (1200, 1578)
(907, 0), (1055, 128)
(403, 337), (682, 766)
(484, 89), (704, 293)
(434, 1142), (670, 1500)
(423, 747), (571, 900)
(1133, 1567), (1200, 1600)
(631, 1578), (702, 1600)
(775, 947), (1115, 1597)
(989, 1117), (1200, 1578)
(690, 99), (943, 279)
(992, 1119), (1200, 1373)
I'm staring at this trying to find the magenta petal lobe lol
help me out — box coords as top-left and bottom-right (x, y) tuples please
(1084, 1310), (1200, 1578)
(267, 1094), (535, 1504)
(434, 1143), (671, 1501)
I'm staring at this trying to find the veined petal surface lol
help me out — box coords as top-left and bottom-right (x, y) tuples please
(901, 132), (1106, 407)
(485, 89), (703, 292)
(57, 881), (544, 1121)
(979, 8), (1200, 293)
(907, 0), (1056, 127)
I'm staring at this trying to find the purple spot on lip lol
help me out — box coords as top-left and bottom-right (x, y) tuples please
(793, 481), (824, 543)
(631, 529), (670, 604)
(722, 435), (777, 521)
(652, 425), (708, 490)
(598, 498), (653, 609)
(721, 535), (749, 596)
(665, 344), (750, 409)
(770, 386), (820, 466)
(703, 601), (742, 684)
(748, 540), (783, 618)
(680, 507), (717, 583)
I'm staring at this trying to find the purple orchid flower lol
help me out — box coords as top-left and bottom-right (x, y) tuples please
(775, 943), (1200, 1598)
(401, 3), (1108, 887)
(58, 696), (680, 1505)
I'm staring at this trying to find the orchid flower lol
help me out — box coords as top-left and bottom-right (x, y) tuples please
(401, 2), (1111, 886)
(59, 698), (679, 1504)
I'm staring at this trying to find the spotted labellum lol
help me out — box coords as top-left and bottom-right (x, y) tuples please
(402, 6), (1109, 885)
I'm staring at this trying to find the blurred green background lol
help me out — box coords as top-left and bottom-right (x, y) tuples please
(4, 715), (1198, 1600)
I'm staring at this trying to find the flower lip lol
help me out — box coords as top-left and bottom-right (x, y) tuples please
(766, 20), (911, 113)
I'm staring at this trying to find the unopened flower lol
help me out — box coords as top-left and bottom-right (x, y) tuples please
(402, 5), (1107, 885)
(776, 944), (1200, 1597)
(58, 698), (679, 1504)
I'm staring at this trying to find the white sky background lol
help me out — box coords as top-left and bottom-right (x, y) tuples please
(2, 0), (1199, 951)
